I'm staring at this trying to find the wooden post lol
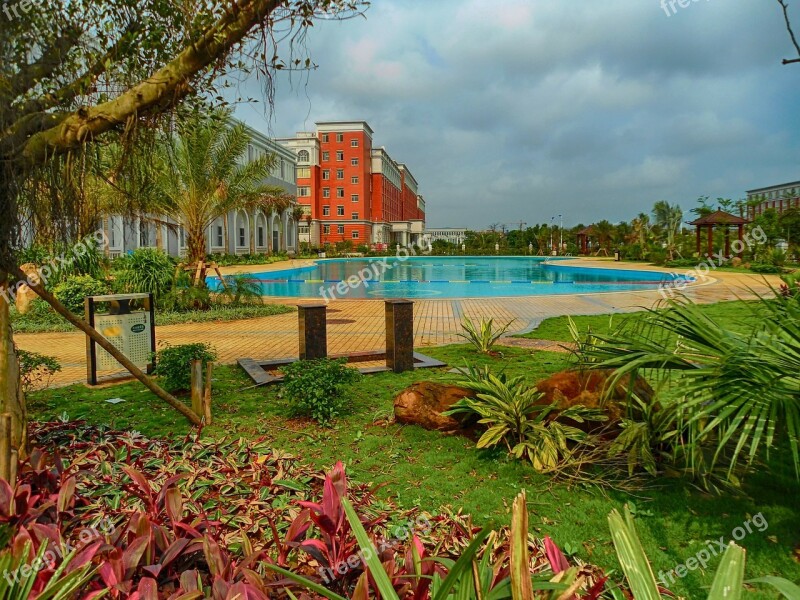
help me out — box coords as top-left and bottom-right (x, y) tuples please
(385, 299), (415, 373)
(298, 304), (327, 360)
(0, 413), (11, 481)
(190, 360), (204, 422)
(203, 362), (213, 426)
(9, 449), (17, 484)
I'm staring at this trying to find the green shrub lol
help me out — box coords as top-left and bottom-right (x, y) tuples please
(446, 364), (606, 472)
(161, 284), (213, 312)
(749, 263), (783, 274)
(217, 274), (263, 306)
(114, 248), (174, 298)
(153, 343), (217, 392)
(664, 258), (698, 268)
(17, 349), (61, 392)
(280, 358), (362, 425)
(457, 316), (513, 354)
(53, 275), (110, 313)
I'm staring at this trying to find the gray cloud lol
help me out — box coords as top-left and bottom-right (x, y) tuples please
(232, 0), (800, 228)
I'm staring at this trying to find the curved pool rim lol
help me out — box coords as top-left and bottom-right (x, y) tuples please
(210, 256), (698, 300)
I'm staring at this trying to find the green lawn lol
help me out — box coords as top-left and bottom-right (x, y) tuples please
(518, 300), (763, 343)
(12, 303), (294, 333)
(27, 334), (800, 598)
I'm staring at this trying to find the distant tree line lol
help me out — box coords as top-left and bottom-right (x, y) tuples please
(430, 196), (800, 267)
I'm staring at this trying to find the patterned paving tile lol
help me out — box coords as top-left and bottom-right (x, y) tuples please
(14, 260), (779, 387)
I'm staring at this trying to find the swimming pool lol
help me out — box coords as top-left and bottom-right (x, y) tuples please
(213, 256), (687, 299)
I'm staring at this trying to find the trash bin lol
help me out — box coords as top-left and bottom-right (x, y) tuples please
(614, 249), (620, 261)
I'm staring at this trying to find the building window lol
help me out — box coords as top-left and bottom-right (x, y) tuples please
(299, 225), (309, 234)
(351, 139), (359, 148)
(322, 151), (329, 161)
(351, 194), (359, 203)
(298, 186), (310, 197)
(351, 158), (359, 166)
(247, 144), (254, 162)
(336, 151), (343, 161)
(297, 167), (310, 179)
(297, 149), (309, 163)
(336, 169), (344, 179)
(352, 231), (359, 239)
(214, 225), (223, 247)
(336, 133), (344, 142)
(352, 212), (359, 220)
(338, 225), (345, 234)
(258, 226), (265, 247)
(351, 176), (358, 184)
(323, 225), (330, 234)
(322, 169), (330, 180)
(323, 206), (330, 216)
(337, 188), (344, 198)
(337, 206), (345, 216)
(322, 133), (329, 142)
(238, 226), (246, 247)
(322, 188), (330, 198)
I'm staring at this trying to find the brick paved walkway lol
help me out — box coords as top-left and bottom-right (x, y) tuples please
(14, 259), (779, 387)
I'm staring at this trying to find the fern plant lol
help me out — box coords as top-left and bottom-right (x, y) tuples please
(447, 365), (607, 472)
(457, 316), (513, 353)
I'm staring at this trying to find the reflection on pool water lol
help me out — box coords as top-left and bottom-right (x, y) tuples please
(211, 256), (687, 299)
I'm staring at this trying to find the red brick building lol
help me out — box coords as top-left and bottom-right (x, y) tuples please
(279, 121), (425, 248)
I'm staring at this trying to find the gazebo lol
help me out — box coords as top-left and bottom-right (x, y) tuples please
(687, 210), (750, 258)
(576, 225), (594, 255)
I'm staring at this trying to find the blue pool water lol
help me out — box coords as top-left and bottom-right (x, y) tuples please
(212, 256), (686, 299)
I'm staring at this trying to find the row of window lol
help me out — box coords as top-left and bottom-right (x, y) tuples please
(320, 189), (360, 201)
(322, 224), (360, 239)
(320, 151), (353, 162)
(321, 133), (360, 147)
(322, 170), (360, 182)
(296, 149), (361, 165)
(321, 206), (361, 219)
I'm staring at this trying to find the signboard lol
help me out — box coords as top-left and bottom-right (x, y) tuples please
(85, 293), (155, 385)
(94, 312), (153, 370)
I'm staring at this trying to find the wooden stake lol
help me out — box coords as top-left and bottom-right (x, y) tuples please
(0, 413), (11, 482)
(190, 360), (204, 422)
(9, 449), (17, 485)
(203, 362), (214, 425)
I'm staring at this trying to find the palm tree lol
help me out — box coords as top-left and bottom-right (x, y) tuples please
(592, 220), (615, 254)
(652, 201), (683, 260)
(579, 294), (800, 488)
(152, 110), (281, 275)
(631, 213), (651, 258)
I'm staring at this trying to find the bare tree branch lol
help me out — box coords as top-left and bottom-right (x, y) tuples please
(17, 0), (285, 165)
(778, 0), (800, 64)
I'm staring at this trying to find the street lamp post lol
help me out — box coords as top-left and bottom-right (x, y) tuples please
(559, 214), (563, 254)
(549, 216), (555, 254)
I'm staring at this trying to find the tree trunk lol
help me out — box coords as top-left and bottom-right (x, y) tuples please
(11, 266), (201, 426)
(249, 215), (255, 254)
(223, 214), (229, 255)
(187, 229), (205, 264)
(0, 276), (26, 457)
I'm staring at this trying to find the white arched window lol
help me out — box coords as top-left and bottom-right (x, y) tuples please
(235, 210), (249, 250)
(297, 149), (310, 163)
(256, 212), (267, 249)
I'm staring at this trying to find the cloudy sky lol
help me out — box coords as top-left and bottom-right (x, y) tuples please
(230, 0), (800, 229)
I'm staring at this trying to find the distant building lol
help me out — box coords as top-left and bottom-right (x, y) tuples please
(746, 180), (800, 218)
(423, 228), (467, 246)
(102, 120), (299, 258)
(278, 121), (425, 248)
